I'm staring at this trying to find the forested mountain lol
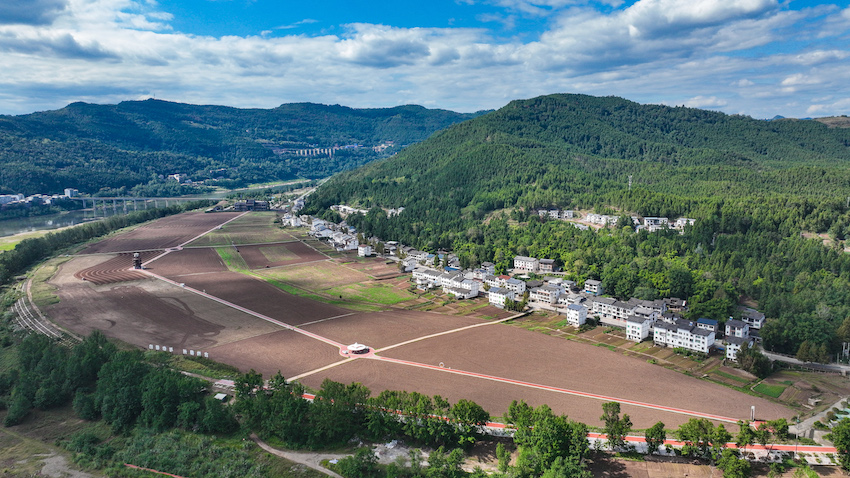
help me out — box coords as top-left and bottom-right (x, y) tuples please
(0, 100), (483, 195)
(307, 93), (850, 359)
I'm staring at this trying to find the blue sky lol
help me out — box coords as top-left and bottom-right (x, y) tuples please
(0, 0), (848, 118)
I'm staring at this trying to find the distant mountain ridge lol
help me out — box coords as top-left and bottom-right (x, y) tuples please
(307, 93), (850, 233)
(0, 99), (484, 195)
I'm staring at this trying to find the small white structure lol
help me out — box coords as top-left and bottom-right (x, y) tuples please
(348, 343), (370, 354)
(358, 244), (372, 257)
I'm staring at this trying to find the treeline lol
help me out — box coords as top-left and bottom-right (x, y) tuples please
(305, 93), (850, 360)
(0, 99), (482, 195)
(0, 200), (211, 286)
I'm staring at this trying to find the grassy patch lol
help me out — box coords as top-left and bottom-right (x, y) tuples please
(0, 230), (58, 252)
(255, 261), (368, 291)
(713, 370), (752, 384)
(216, 246), (249, 272)
(754, 383), (788, 398)
(256, 275), (383, 312)
(169, 355), (242, 380)
(260, 244), (299, 263)
(326, 283), (415, 305)
(30, 256), (69, 308)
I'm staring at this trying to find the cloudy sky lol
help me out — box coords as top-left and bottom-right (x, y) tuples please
(0, 0), (848, 118)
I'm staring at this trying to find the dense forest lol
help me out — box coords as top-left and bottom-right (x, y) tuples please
(306, 94), (850, 359)
(0, 100), (484, 195)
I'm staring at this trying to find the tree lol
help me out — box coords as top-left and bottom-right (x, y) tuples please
(336, 447), (380, 478)
(717, 449), (751, 478)
(711, 424), (733, 462)
(676, 418), (713, 458)
(735, 421), (755, 455)
(600, 402), (632, 450)
(830, 418), (850, 470)
(645, 421), (666, 455)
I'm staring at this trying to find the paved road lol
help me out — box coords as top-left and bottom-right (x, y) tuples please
(762, 351), (850, 374)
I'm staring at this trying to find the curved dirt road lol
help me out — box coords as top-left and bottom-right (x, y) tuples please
(251, 434), (346, 478)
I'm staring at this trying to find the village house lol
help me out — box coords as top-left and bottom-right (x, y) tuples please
(725, 336), (755, 361)
(530, 284), (564, 305)
(626, 315), (654, 342)
(653, 319), (715, 354)
(725, 319), (750, 339)
(503, 277), (527, 295)
(584, 279), (604, 296)
(412, 268), (442, 290)
(513, 256), (539, 273)
(565, 303), (588, 327)
(488, 287), (515, 309)
(696, 318), (718, 333)
(737, 306), (765, 329)
(357, 244), (372, 257)
(538, 259), (556, 273)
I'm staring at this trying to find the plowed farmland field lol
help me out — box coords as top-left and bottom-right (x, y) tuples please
(80, 212), (242, 253)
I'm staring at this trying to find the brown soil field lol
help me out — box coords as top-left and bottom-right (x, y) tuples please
(47, 280), (282, 351)
(165, 271), (349, 326)
(207, 330), (344, 379)
(300, 310), (486, 349)
(238, 241), (328, 269)
(48, 255), (282, 349)
(80, 212), (242, 253)
(296, 357), (715, 428)
(342, 257), (404, 279)
(377, 324), (790, 427)
(73, 251), (160, 285)
(143, 247), (227, 277)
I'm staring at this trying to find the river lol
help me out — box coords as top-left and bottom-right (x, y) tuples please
(0, 209), (123, 238)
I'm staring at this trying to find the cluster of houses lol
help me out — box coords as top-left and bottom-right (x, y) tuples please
(1, 188), (79, 207)
(536, 209), (696, 234)
(290, 213), (765, 364)
(330, 204), (406, 218)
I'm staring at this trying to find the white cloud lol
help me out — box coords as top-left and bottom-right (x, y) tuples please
(0, 0), (848, 118)
(685, 95), (727, 108)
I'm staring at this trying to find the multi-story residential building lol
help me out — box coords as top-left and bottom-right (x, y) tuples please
(737, 307), (765, 329)
(488, 287), (515, 309)
(725, 336), (755, 361)
(530, 285), (564, 304)
(504, 278), (527, 295)
(513, 256), (539, 273)
(584, 279), (603, 296)
(626, 315), (654, 342)
(565, 303), (588, 327)
(653, 319), (715, 354)
(725, 319), (750, 339)
(538, 259), (555, 273)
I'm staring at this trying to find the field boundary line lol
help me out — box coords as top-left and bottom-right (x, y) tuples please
(289, 359), (355, 381)
(298, 313), (356, 327)
(143, 211), (250, 267)
(182, 239), (301, 249)
(374, 355), (740, 424)
(374, 312), (527, 353)
(140, 269), (345, 349)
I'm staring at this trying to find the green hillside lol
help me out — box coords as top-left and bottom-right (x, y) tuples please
(307, 93), (850, 359)
(0, 99), (483, 195)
